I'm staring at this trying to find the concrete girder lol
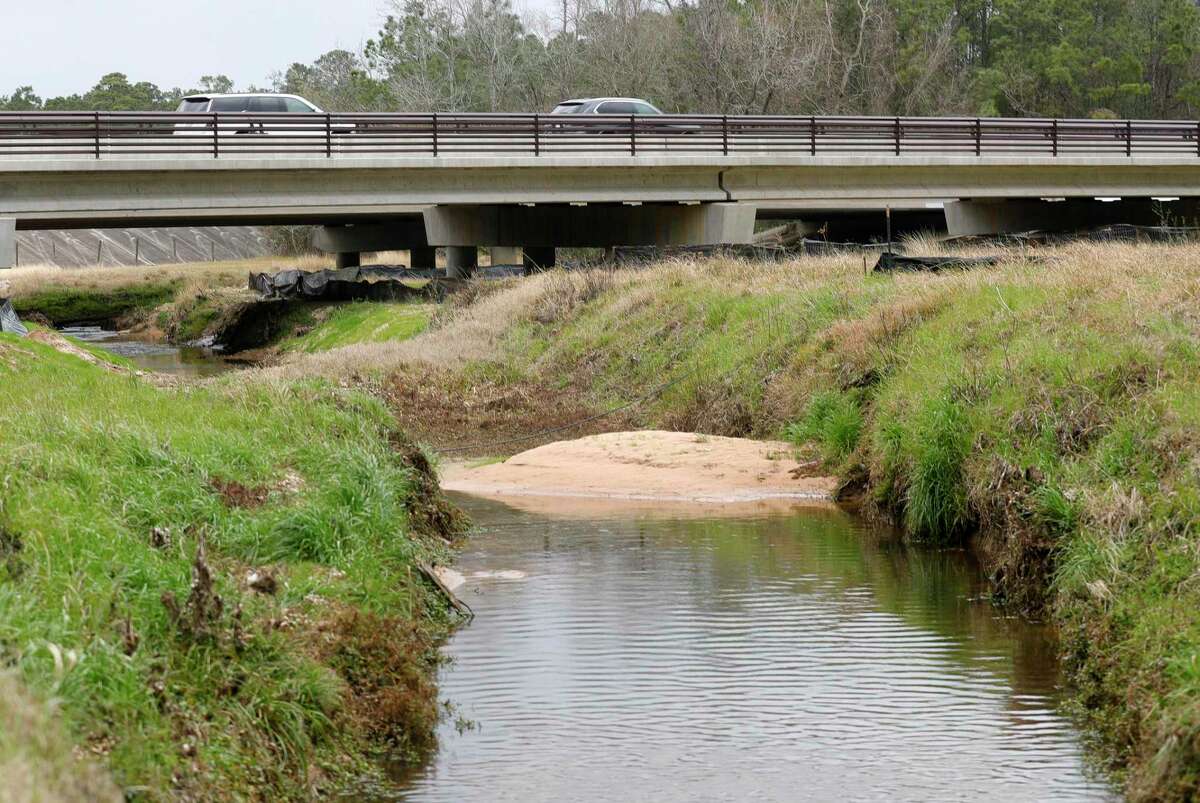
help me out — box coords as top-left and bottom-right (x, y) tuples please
(422, 203), (755, 247)
(8, 157), (1200, 231)
(311, 220), (428, 254)
(944, 198), (1200, 236)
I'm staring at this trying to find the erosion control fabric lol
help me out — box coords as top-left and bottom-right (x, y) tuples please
(249, 267), (437, 301)
(0, 299), (27, 336)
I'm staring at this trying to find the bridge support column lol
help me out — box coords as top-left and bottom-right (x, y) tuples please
(0, 218), (14, 269)
(335, 251), (360, 269)
(410, 246), (437, 270)
(445, 246), (477, 279)
(523, 247), (556, 274)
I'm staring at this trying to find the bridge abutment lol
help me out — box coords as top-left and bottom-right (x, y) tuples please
(0, 218), (14, 269)
(489, 246), (522, 267)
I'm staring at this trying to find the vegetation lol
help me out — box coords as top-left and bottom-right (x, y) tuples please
(284, 302), (433, 353)
(6, 0), (1200, 119)
(276, 243), (1200, 800)
(0, 333), (466, 799)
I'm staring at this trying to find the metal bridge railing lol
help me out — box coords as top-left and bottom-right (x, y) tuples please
(0, 112), (1196, 159)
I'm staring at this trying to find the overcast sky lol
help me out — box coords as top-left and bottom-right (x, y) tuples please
(1, 0), (558, 99)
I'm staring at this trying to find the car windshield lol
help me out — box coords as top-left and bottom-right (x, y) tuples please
(177, 98), (209, 112)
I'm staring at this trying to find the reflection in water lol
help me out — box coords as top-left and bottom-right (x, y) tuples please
(395, 495), (1115, 802)
(61, 326), (238, 377)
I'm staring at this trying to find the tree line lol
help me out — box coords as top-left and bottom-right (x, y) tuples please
(5, 0), (1200, 119)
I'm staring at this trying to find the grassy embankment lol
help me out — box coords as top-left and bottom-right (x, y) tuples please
(0, 332), (466, 800)
(2, 260), (433, 354)
(279, 242), (1200, 800)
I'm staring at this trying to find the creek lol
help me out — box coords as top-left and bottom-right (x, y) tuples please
(61, 325), (240, 377)
(393, 493), (1116, 802)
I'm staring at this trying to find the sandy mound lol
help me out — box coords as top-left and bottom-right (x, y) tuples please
(440, 431), (838, 511)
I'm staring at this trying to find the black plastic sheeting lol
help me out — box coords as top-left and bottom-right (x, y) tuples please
(872, 253), (1005, 273)
(248, 267), (437, 301)
(0, 299), (28, 336)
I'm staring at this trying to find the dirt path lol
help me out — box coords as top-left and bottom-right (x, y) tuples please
(440, 430), (838, 516)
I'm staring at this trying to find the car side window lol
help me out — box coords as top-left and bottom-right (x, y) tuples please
(283, 98), (315, 113)
(248, 96), (287, 113)
(597, 101), (636, 115)
(210, 97), (249, 112)
(633, 103), (660, 115)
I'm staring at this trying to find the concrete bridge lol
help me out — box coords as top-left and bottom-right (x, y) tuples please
(3, 112), (1200, 270)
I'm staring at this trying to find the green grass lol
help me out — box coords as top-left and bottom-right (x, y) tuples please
(0, 333), (462, 799)
(12, 283), (179, 325)
(284, 303), (433, 353)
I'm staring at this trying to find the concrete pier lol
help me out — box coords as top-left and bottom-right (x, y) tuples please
(0, 218), (14, 269)
(445, 246), (477, 279)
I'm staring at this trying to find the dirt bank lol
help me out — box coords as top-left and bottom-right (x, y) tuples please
(441, 431), (838, 514)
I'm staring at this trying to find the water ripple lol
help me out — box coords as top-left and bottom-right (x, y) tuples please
(391, 496), (1116, 803)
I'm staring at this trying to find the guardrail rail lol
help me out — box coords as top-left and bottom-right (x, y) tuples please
(0, 112), (1196, 159)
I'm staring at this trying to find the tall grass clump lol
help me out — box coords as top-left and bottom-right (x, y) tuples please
(784, 390), (864, 462)
(902, 391), (974, 539)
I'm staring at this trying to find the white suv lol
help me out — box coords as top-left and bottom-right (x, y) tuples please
(175, 93), (323, 114)
(172, 93), (331, 138)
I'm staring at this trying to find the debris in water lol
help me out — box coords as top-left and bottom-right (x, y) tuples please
(470, 570), (527, 581)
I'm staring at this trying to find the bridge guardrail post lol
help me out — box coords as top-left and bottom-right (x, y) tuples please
(213, 113), (219, 159)
(894, 117), (900, 155)
(1126, 120), (1132, 156)
(93, 112), (100, 159)
(1052, 119), (1058, 156)
(630, 114), (636, 156)
(432, 113), (438, 157)
(1196, 121), (1199, 157)
(810, 116), (816, 155)
(533, 113), (540, 156)
(721, 115), (728, 156)
(974, 118), (981, 156)
(325, 113), (332, 157)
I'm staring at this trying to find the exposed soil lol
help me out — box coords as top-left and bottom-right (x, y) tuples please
(382, 364), (638, 457)
(441, 430), (839, 510)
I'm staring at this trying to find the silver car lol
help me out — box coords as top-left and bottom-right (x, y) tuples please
(550, 98), (663, 116)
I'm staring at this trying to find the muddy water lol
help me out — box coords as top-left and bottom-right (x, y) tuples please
(394, 495), (1115, 802)
(61, 326), (238, 377)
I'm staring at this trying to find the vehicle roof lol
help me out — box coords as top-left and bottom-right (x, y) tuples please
(558, 97), (658, 104)
(181, 92), (312, 100)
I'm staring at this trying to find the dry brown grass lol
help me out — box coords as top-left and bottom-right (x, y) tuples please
(0, 673), (121, 802)
(1, 255), (335, 299)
